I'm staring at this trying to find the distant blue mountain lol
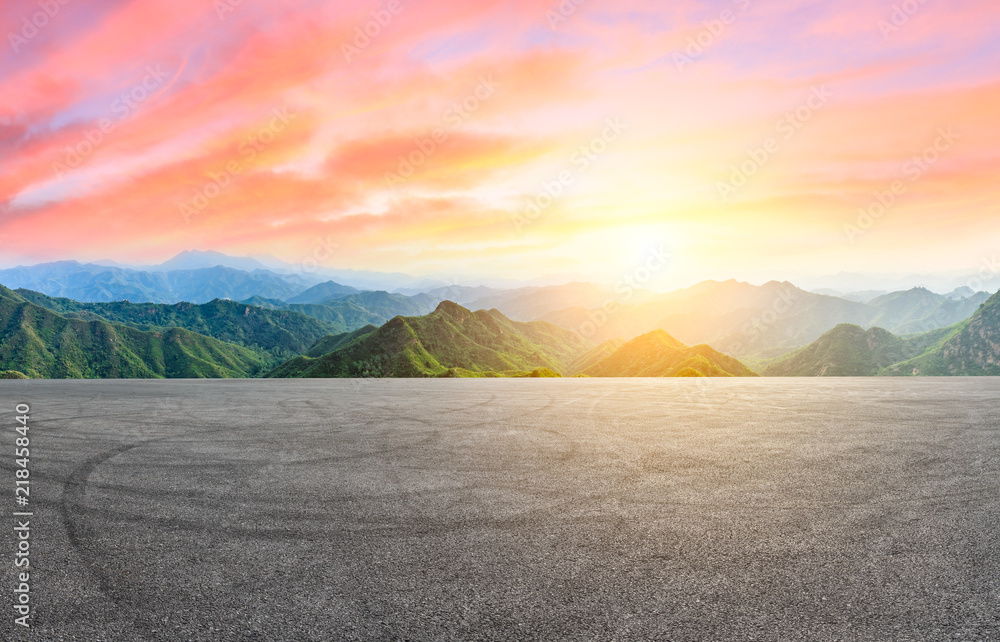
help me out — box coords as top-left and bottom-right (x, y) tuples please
(243, 290), (441, 331)
(0, 261), (315, 304)
(150, 250), (275, 273)
(285, 280), (361, 304)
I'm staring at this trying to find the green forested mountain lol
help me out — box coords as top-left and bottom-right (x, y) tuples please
(762, 324), (930, 376)
(304, 325), (379, 358)
(881, 292), (1000, 375)
(0, 286), (269, 378)
(866, 287), (991, 335)
(16, 289), (336, 361)
(765, 292), (1000, 376)
(580, 330), (758, 377)
(5, 280), (998, 380)
(269, 301), (593, 378)
(568, 338), (626, 375)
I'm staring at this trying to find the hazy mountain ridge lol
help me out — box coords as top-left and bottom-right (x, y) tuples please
(867, 287), (991, 335)
(150, 250), (274, 273)
(3, 255), (987, 361)
(254, 291), (441, 334)
(765, 291), (1000, 376)
(541, 281), (989, 361)
(3, 251), (999, 379)
(465, 282), (658, 322)
(0, 261), (315, 304)
(285, 280), (361, 304)
(882, 292), (1000, 375)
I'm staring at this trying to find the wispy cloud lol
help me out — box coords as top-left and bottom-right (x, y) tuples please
(1, 0), (998, 281)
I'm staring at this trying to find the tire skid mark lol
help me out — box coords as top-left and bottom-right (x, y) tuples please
(61, 440), (158, 640)
(60, 428), (229, 640)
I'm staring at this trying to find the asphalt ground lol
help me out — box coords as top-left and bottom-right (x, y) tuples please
(1, 377), (998, 641)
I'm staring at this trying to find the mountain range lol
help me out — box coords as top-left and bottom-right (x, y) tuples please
(765, 291), (1000, 376)
(0, 286), (269, 378)
(249, 291), (439, 333)
(269, 301), (595, 378)
(14, 290), (337, 362)
(268, 301), (755, 378)
(577, 330), (757, 377)
(541, 281), (990, 362)
(1, 250), (999, 379)
(0, 261), (315, 304)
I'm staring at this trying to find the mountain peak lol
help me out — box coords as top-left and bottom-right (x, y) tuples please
(581, 328), (756, 377)
(285, 280), (360, 304)
(154, 250), (271, 273)
(434, 300), (471, 316)
(640, 328), (686, 347)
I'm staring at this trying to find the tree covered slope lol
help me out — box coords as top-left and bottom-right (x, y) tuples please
(16, 289), (337, 360)
(881, 292), (1000, 375)
(0, 286), (269, 378)
(269, 301), (593, 378)
(764, 292), (1000, 376)
(580, 330), (758, 377)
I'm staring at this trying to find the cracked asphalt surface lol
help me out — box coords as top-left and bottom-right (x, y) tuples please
(1, 378), (999, 641)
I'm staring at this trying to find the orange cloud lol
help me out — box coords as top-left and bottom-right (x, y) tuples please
(1, 0), (999, 283)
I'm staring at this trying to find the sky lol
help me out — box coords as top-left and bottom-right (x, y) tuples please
(1, 0), (999, 288)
